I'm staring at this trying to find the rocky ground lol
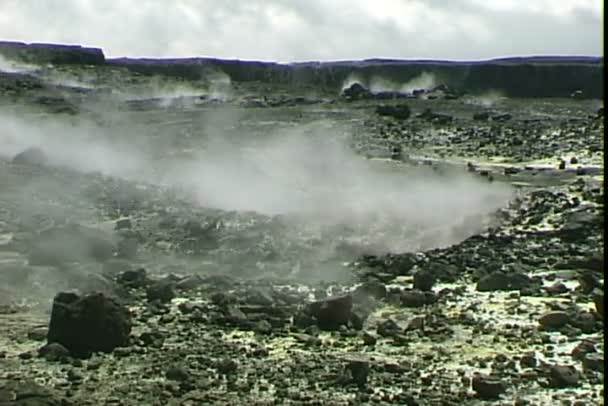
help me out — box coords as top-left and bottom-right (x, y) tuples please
(0, 55), (604, 405)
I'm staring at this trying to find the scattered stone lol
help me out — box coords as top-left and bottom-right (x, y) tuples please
(306, 294), (353, 330)
(476, 271), (533, 292)
(38, 342), (70, 362)
(165, 366), (191, 382)
(146, 281), (175, 303)
(593, 290), (604, 318)
(116, 268), (148, 289)
(47, 291), (132, 358)
(26, 326), (48, 341)
(400, 290), (436, 307)
(548, 364), (580, 388)
(412, 269), (435, 291)
(473, 112), (490, 121)
(582, 353), (604, 373)
(571, 339), (596, 361)
(539, 311), (570, 329)
(376, 104), (411, 120)
(344, 356), (370, 387)
(471, 374), (507, 399)
(341, 83), (371, 100)
(519, 352), (537, 368)
(115, 219), (132, 230)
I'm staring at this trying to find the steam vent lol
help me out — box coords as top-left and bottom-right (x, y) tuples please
(0, 42), (604, 405)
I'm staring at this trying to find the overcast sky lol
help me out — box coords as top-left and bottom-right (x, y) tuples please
(0, 0), (602, 61)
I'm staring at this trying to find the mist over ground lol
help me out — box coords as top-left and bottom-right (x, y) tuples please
(0, 101), (514, 256)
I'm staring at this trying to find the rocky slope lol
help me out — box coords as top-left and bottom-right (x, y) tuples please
(0, 43), (604, 405)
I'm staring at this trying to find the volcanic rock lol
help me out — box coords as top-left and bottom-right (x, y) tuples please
(0, 379), (64, 406)
(116, 268), (148, 289)
(412, 269), (436, 291)
(593, 290), (604, 318)
(539, 311), (570, 329)
(472, 374), (507, 399)
(547, 364), (580, 388)
(146, 281), (175, 303)
(38, 342), (70, 362)
(341, 83), (371, 100)
(582, 353), (603, 373)
(476, 270), (533, 292)
(400, 290), (437, 307)
(46, 291), (132, 358)
(306, 294), (353, 330)
(375, 104), (411, 120)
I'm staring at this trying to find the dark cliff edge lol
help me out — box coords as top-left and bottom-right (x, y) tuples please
(0, 41), (105, 66)
(0, 41), (603, 98)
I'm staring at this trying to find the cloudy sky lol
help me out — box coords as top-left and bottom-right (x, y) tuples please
(0, 0), (602, 61)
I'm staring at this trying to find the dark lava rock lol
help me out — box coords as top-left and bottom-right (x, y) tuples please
(376, 318), (402, 338)
(165, 365), (191, 382)
(0, 378), (64, 406)
(116, 268), (148, 289)
(577, 270), (603, 293)
(175, 274), (205, 291)
(28, 224), (115, 266)
(593, 290), (603, 318)
(491, 113), (512, 121)
(139, 330), (165, 348)
(341, 83), (371, 100)
(571, 339), (596, 361)
(582, 353), (604, 372)
(547, 364), (581, 388)
(146, 281), (175, 303)
(569, 311), (598, 334)
(476, 271), (533, 292)
(38, 342), (70, 362)
(473, 111), (490, 121)
(216, 358), (238, 375)
(544, 282), (569, 295)
(47, 291), (132, 358)
(559, 209), (601, 242)
(115, 219), (132, 230)
(412, 269), (436, 291)
(344, 356), (370, 387)
(12, 146), (47, 165)
(472, 374), (507, 399)
(306, 294), (353, 330)
(400, 290), (437, 307)
(417, 108), (453, 124)
(376, 104), (411, 120)
(539, 311), (570, 329)
(519, 352), (537, 368)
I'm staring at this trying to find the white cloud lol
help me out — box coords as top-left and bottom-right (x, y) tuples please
(0, 0), (601, 61)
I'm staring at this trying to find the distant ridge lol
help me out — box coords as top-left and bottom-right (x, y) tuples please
(0, 41), (603, 98)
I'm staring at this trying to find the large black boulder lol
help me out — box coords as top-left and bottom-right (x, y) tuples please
(46, 291), (132, 358)
(375, 104), (411, 120)
(341, 83), (372, 100)
(305, 294), (353, 330)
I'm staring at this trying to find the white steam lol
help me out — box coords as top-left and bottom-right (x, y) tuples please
(465, 89), (506, 108)
(342, 71), (439, 96)
(0, 109), (514, 253)
(0, 55), (40, 74)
